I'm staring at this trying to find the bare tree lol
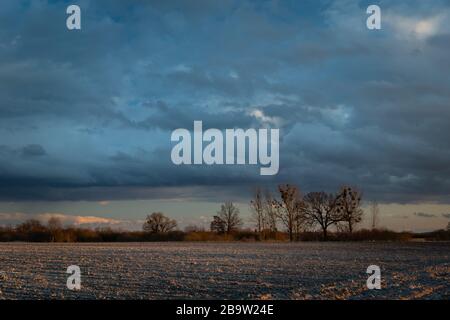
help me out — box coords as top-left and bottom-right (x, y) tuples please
(15, 219), (49, 242)
(251, 188), (279, 239)
(369, 201), (380, 230)
(16, 219), (45, 234)
(48, 217), (63, 230)
(216, 202), (243, 234)
(142, 212), (177, 233)
(263, 190), (278, 233)
(303, 192), (340, 240)
(47, 217), (63, 242)
(335, 186), (363, 233)
(210, 216), (226, 233)
(272, 184), (305, 241)
(250, 188), (265, 234)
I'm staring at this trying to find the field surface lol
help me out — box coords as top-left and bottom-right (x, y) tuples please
(0, 242), (448, 299)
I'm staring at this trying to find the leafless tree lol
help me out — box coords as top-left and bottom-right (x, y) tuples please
(250, 188), (265, 234)
(263, 190), (278, 233)
(15, 219), (49, 241)
(142, 212), (177, 233)
(48, 217), (63, 230)
(272, 184), (305, 241)
(303, 192), (340, 240)
(335, 186), (363, 233)
(47, 217), (63, 242)
(369, 201), (380, 230)
(251, 188), (279, 239)
(16, 219), (45, 234)
(216, 202), (243, 234)
(210, 216), (226, 233)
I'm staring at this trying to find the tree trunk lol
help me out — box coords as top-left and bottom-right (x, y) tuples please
(322, 228), (328, 241)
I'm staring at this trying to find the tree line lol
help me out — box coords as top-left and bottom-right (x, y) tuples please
(249, 184), (364, 241)
(1, 184), (449, 242)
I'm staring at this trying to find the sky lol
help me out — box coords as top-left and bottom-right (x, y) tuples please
(0, 0), (450, 232)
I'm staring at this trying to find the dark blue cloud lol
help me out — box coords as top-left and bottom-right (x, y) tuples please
(0, 0), (450, 203)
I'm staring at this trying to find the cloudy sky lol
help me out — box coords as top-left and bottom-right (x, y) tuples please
(0, 0), (450, 231)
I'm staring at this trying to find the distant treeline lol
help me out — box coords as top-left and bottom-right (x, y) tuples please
(1, 184), (449, 242)
(0, 217), (448, 243)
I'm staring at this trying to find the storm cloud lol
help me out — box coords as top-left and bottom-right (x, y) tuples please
(1, 0), (450, 203)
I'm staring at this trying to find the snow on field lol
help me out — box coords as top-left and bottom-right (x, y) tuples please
(0, 242), (448, 299)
